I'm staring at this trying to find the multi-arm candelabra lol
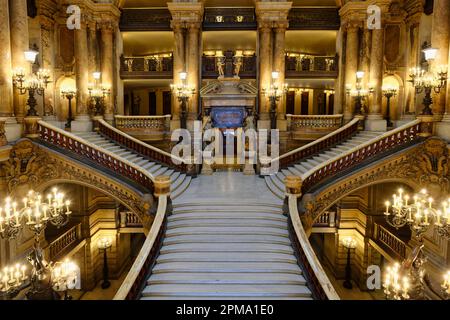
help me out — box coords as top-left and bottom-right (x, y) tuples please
(0, 188), (77, 300)
(88, 72), (110, 117)
(263, 71), (288, 130)
(12, 49), (51, 117)
(61, 89), (76, 129)
(346, 71), (373, 115)
(171, 72), (195, 129)
(408, 47), (447, 115)
(384, 188), (450, 239)
(382, 87), (397, 128)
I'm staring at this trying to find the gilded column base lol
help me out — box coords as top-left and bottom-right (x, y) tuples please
(23, 116), (42, 138)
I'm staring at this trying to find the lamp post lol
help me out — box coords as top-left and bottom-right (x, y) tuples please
(88, 72), (110, 117)
(12, 49), (51, 117)
(98, 237), (112, 289)
(408, 47), (448, 115)
(61, 89), (76, 129)
(346, 71), (373, 115)
(382, 87), (397, 128)
(171, 72), (195, 129)
(0, 188), (77, 300)
(342, 236), (357, 289)
(263, 71), (288, 130)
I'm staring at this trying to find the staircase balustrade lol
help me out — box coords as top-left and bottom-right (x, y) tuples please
(373, 223), (407, 260)
(287, 114), (344, 140)
(301, 120), (422, 193)
(97, 119), (188, 173)
(37, 121), (155, 191)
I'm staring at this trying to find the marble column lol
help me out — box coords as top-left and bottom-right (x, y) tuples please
(361, 27), (371, 90)
(72, 23), (91, 132)
(88, 22), (98, 85)
(101, 23), (115, 123)
(366, 26), (387, 131)
(273, 23), (288, 119)
(343, 23), (360, 121)
(258, 23), (272, 124)
(171, 22), (185, 122)
(404, 18), (420, 118)
(334, 27), (344, 115)
(9, 0), (28, 125)
(431, 0), (449, 117)
(187, 23), (200, 122)
(40, 15), (57, 121)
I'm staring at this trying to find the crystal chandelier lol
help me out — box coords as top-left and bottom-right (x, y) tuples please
(384, 188), (450, 239)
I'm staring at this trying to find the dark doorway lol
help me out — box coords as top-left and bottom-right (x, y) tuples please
(301, 92), (309, 115)
(163, 91), (172, 115)
(328, 94), (335, 114)
(149, 92), (157, 115)
(318, 92), (327, 115)
(286, 91), (295, 115)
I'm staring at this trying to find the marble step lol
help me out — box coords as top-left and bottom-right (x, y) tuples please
(163, 234), (291, 246)
(294, 164), (309, 173)
(285, 167), (303, 177)
(153, 166), (169, 178)
(141, 284), (312, 298)
(141, 162), (157, 171)
(156, 252), (297, 264)
(172, 206), (282, 215)
(264, 177), (284, 199)
(147, 273), (306, 285)
(147, 164), (163, 174)
(172, 176), (191, 200)
(165, 226), (289, 238)
(168, 212), (287, 223)
(152, 262), (303, 274)
(159, 243), (294, 255)
(167, 218), (287, 229)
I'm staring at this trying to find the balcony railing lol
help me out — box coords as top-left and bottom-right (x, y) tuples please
(45, 223), (82, 261)
(120, 211), (143, 228)
(120, 55), (173, 79)
(285, 55), (338, 78)
(115, 115), (171, 141)
(373, 223), (407, 260)
(287, 114), (344, 140)
(313, 211), (336, 228)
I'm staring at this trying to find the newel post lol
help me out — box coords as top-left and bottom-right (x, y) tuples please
(283, 175), (303, 216)
(154, 175), (173, 215)
(417, 115), (435, 137)
(23, 116), (42, 138)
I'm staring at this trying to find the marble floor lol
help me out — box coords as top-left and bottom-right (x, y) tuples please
(174, 171), (281, 204)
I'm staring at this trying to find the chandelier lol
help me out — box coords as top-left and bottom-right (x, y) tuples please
(383, 262), (410, 300)
(88, 72), (110, 117)
(384, 188), (449, 239)
(0, 188), (77, 300)
(346, 71), (373, 115)
(170, 71), (195, 129)
(262, 71), (289, 130)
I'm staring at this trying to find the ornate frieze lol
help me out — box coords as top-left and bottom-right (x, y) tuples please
(289, 8), (340, 30)
(203, 8), (257, 30)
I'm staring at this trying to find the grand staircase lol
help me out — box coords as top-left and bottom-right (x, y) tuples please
(265, 130), (382, 199)
(140, 173), (313, 300)
(74, 131), (191, 200)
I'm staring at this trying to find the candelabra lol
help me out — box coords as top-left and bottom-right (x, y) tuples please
(383, 262), (411, 300)
(382, 87), (397, 128)
(88, 72), (110, 117)
(51, 259), (78, 300)
(0, 263), (28, 299)
(98, 237), (112, 289)
(0, 188), (76, 300)
(171, 72), (195, 129)
(61, 89), (76, 129)
(263, 71), (289, 130)
(408, 47), (447, 115)
(346, 71), (373, 115)
(342, 236), (357, 289)
(384, 188), (450, 239)
(12, 49), (51, 117)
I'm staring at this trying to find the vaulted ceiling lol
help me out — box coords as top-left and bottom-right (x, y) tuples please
(120, 0), (338, 8)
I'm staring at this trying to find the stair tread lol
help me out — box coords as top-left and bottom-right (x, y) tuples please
(152, 262), (303, 274)
(165, 227), (289, 237)
(160, 243), (294, 254)
(168, 219), (287, 228)
(147, 273), (306, 284)
(156, 252), (297, 263)
(163, 234), (291, 245)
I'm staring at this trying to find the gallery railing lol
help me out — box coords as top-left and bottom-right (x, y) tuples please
(288, 114), (344, 140)
(45, 223), (82, 261)
(285, 55), (338, 78)
(373, 223), (407, 260)
(115, 115), (171, 141)
(37, 121), (155, 192)
(114, 195), (169, 300)
(97, 119), (188, 173)
(120, 55), (173, 79)
(301, 120), (422, 193)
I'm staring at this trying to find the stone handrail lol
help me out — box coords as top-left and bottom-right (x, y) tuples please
(114, 195), (168, 300)
(115, 115), (171, 130)
(288, 194), (340, 300)
(273, 118), (360, 168)
(46, 223), (82, 261)
(301, 119), (422, 192)
(374, 223), (407, 260)
(37, 120), (155, 191)
(97, 119), (188, 173)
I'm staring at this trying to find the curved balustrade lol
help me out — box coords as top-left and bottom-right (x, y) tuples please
(114, 195), (169, 300)
(97, 119), (188, 173)
(37, 121), (155, 191)
(274, 118), (360, 168)
(301, 120), (422, 193)
(287, 194), (340, 300)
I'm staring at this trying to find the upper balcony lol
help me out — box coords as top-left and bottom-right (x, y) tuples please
(285, 53), (338, 79)
(120, 53), (173, 80)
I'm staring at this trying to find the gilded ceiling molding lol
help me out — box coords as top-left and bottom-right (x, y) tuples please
(0, 140), (154, 230)
(299, 137), (450, 232)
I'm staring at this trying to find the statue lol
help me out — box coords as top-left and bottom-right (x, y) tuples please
(245, 114), (255, 131)
(233, 56), (243, 79)
(216, 56), (225, 79)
